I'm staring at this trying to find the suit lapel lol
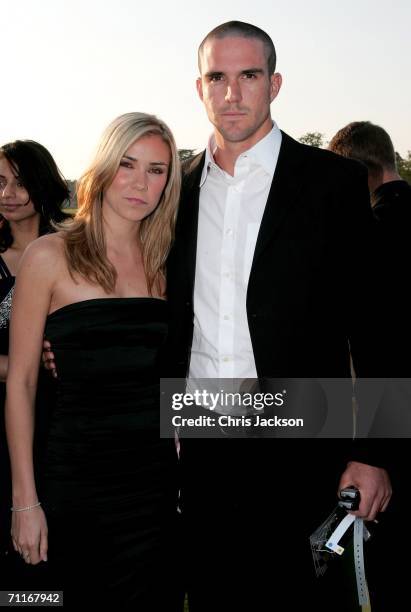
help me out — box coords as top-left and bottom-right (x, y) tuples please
(251, 132), (310, 267)
(181, 134), (311, 292)
(180, 152), (206, 295)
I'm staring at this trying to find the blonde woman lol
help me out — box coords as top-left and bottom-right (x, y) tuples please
(5, 113), (181, 609)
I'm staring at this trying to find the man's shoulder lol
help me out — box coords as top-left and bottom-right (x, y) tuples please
(373, 180), (411, 220)
(281, 131), (367, 180)
(179, 134), (368, 185)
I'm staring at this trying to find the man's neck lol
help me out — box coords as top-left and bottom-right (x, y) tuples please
(213, 119), (274, 176)
(381, 169), (403, 184)
(370, 169), (404, 202)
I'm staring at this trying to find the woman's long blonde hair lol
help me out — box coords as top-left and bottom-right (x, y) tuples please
(59, 112), (181, 295)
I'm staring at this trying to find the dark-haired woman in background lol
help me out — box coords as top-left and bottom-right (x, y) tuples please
(0, 140), (69, 581)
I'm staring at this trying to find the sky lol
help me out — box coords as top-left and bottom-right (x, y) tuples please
(2, 0), (411, 179)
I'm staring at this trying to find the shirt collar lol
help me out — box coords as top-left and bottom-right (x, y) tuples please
(200, 136), (219, 187)
(371, 179), (408, 207)
(200, 122), (282, 187)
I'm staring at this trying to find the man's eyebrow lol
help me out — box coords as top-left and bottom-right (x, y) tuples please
(240, 68), (264, 75)
(204, 71), (224, 79)
(204, 68), (265, 78)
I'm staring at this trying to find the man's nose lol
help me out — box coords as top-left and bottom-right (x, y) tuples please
(225, 80), (242, 103)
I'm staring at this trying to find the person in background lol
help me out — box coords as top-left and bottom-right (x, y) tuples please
(0, 140), (69, 581)
(328, 121), (410, 217)
(5, 113), (182, 610)
(0, 140), (69, 380)
(329, 121), (411, 374)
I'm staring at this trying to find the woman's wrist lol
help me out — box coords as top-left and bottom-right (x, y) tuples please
(12, 487), (39, 509)
(11, 501), (41, 512)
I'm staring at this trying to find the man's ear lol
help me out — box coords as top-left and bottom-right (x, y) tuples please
(196, 77), (204, 101)
(270, 73), (282, 102)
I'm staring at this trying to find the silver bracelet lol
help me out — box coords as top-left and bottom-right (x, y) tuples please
(11, 501), (41, 512)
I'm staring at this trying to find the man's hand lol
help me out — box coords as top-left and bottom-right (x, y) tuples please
(42, 339), (57, 378)
(338, 461), (392, 521)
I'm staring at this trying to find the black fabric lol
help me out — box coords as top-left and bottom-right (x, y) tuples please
(0, 256), (14, 570)
(0, 254), (14, 353)
(181, 440), (363, 612)
(6, 298), (181, 610)
(0, 254), (12, 279)
(372, 179), (411, 376)
(166, 133), (395, 609)
(167, 133), (382, 381)
(357, 180), (411, 610)
(167, 133), (386, 463)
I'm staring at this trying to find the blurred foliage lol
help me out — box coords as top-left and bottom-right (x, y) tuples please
(65, 180), (77, 209)
(396, 151), (411, 184)
(299, 132), (325, 148)
(179, 149), (196, 161)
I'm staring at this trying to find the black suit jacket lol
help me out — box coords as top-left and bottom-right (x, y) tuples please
(168, 133), (377, 376)
(166, 132), (385, 470)
(373, 180), (411, 376)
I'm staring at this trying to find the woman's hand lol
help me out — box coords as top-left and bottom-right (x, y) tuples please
(11, 506), (48, 564)
(0, 354), (8, 382)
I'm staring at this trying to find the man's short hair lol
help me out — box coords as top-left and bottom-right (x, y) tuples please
(198, 21), (276, 75)
(328, 121), (397, 176)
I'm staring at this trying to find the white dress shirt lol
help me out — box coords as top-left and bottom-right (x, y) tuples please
(188, 123), (282, 388)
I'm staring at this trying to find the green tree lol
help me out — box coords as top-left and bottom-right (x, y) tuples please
(299, 132), (325, 148)
(396, 151), (411, 184)
(65, 179), (77, 209)
(179, 148), (196, 161)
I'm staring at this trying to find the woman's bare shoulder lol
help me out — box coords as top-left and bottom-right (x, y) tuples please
(18, 233), (66, 272)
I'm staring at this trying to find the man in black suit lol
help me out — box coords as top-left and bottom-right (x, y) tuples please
(166, 22), (392, 611)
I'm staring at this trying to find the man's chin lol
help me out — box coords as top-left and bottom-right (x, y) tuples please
(219, 126), (254, 143)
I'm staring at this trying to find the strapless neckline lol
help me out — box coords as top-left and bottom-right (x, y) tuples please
(47, 296), (166, 320)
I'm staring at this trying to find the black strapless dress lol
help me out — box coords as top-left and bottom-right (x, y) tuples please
(41, 298), (180, 610)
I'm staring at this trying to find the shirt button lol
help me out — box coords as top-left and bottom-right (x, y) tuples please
(223, 314), (230, 320)
(225, 228), (233, 236)
(222, 356), (230, 362)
